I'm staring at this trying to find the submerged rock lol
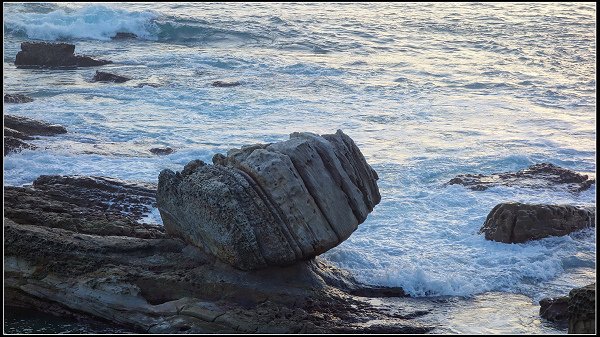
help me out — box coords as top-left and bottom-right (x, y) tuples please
(14, 42), (112, 68)
(479, 202), (595, 243)
(447, 163), (595, 193)
(539, 296), (569, 322)
(150, 147), (174, 155)
(92, 71), (131, 83)
(568, 283), (595, 334)
(157, 130), (381, 270)
(212, 80), (241, 87)
(4, 93), (34, 103)
(111, 32), (138, 40)
(5, 174), (431, 334)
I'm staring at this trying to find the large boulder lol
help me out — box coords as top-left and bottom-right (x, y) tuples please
(447, 163), (595, 193)
(14, 42), (112, 68)
(479, 202), (595, 243)
(157, 130), (380, 270)
(568, 283), (595, 334)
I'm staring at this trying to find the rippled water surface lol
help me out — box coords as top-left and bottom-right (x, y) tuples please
(3, 3), (596, 334)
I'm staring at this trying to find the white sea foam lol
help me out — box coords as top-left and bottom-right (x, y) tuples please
(3, 5), (159, 41)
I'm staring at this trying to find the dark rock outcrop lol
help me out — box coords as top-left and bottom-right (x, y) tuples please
(4, 115), (67, 155)
(112, 32), (138, 40)
(568, 283), (595, 334)
(14, 42), (112, 68)
(539, 296), (569, 322)
(5, 174), (431, 334)
(479, 202), (595, 243)
(4, 136), (36, 154)
(157, 130), (381, 270)
(5, 115), (67, 136)
(150, 147), (174, 155)
(92, 71), (131, 83)
(4, 93), (34, 103)
(448, 163), (595, 193)
(212, 80), (241, 87)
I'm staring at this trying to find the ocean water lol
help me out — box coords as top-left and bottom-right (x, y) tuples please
(3, 2), (596, 333)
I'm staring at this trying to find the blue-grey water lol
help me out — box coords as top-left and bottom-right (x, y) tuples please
(3, 2), (596, 334)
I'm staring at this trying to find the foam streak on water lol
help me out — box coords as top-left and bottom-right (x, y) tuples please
(3, 2), (596, 325)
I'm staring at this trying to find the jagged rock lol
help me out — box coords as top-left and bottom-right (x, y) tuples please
(212, 80), (241, 87)
(5, 175), (431, 334)
(14, 42), (112, 68)
(447, 163), (595, 192)
(112, 32), (138, 40)
(568, 283), (595, 334)
(92, 71), (131, 83)
(4, 136), (36, 155)
(539, 296), (569, 322)
(4, 115), (67, 136)
(479, 202), (595, 243)
(4, 93), (34, 103)
(149, 147), (174, 155)
(157, 130), (380, 270)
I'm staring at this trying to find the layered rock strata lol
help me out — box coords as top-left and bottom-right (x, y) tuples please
(157, 130), (380, 270)
(5, 174), (431, 334)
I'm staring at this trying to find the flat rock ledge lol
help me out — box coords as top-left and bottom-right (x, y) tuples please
(5, 174), (432, 334)
(479, 202), (595, 243)
(447, 163), (595, 193)
(4, 115), (67, 155)
(14, 42), (112, 68)
(157, 130), (381, 270)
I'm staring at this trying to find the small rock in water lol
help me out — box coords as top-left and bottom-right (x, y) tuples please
(447, 163), (595, 193)
(14, 41), (111, 68)
(111, 32), (138, 40)
(149, 147), (174, 155)
(479, 202), (595, 243)
(212, 80), (241, 87)
(4, 93), (34, 103)
(92, 71), (131, 83)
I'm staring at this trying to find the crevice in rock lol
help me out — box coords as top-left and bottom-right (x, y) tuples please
(234, 166), (304, 261)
